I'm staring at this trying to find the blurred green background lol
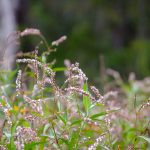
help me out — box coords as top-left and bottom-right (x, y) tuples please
(16, 0), (150, 80)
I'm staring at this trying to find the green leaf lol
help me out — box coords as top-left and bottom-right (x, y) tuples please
(24, 141), (42, 150)
(57, 114), (67, 125)
(7, 70), (17, 82)
(90, 112), (107, 119)
(83, 82), (91, 115)
(90, 109), (120, 119)
(138, 136), (150, 144)
(8, 122), (18, 150)
(39, 136), (48, 149)
(42, 54), (46, 63)
(57, 100), (61, 111)
(0, 110), (5, 119)
(43, 124), (51, 135)
(68, 131), (79, 149)
(59, 138), (69, 146)
(71, 119), (82, 126)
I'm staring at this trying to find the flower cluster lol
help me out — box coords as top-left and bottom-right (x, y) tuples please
(20, 28), (41, 37)
(65, 86), (95, 101)
(23, 95), (43, 115)
(65, 62), (88, 87)
(88, 134), (105, 150)
(84, 117), (99, 127)
(139, 99), (150, 111)
(16, 70), (22, 96)
(90, 86), (104, 103)
(15, 126), (39, 150)
(52, 35), (67, 46)
(0, 96), (12, 125)
(16, 58), (55, 88)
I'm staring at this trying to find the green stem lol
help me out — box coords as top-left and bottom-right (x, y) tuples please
(51, 122), (61, 149)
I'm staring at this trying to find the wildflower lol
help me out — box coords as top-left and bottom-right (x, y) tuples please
(52, 35), (67, 46)
(16, 70), (22, 96)
(16, 58), (55, 83)
(13, 105), (19, 112)
(24, 114), (37, 123)
(104, 114), (111, 127)
(139, 99), (150, 111)
(64, 59), (71, 76)
(84, 117), (100, 131)
(103, 91), (118, 100)
(20, 28), (41, 37)
(20, 107), (29, 115)
(65, 62), (88, 87)
(65, 86), (95, 101)
(88, 134), (105, 150)
(90, 86), (104, 103)
(23, 95), (43, 115)
(0, 96), (12, 125)
(15, 126), (39, 150)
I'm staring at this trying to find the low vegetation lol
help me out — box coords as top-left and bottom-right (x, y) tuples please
(0, 29), (150, 150)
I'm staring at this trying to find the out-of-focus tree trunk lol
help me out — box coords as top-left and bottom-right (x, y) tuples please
(0, 0), (18, 70)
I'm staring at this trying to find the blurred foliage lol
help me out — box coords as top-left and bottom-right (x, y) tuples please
(18, 0), (150, 80)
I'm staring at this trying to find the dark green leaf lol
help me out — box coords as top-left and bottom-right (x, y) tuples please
(90, 112), (107, 119)
(83, 82), (91, 115)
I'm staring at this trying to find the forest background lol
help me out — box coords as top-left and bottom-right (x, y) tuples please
(1, 0), (150, 81)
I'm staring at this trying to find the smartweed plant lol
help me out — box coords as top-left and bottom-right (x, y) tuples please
(0, 28), (150, 150)
(0, 29), (115, 150)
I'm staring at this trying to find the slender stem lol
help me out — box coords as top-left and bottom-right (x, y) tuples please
(74, 93), (84, 149)
(39, 34), (52, 52)
(51, 122), (61, 149)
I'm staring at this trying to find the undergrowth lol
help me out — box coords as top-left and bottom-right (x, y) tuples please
(0, 28), (150, 150)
